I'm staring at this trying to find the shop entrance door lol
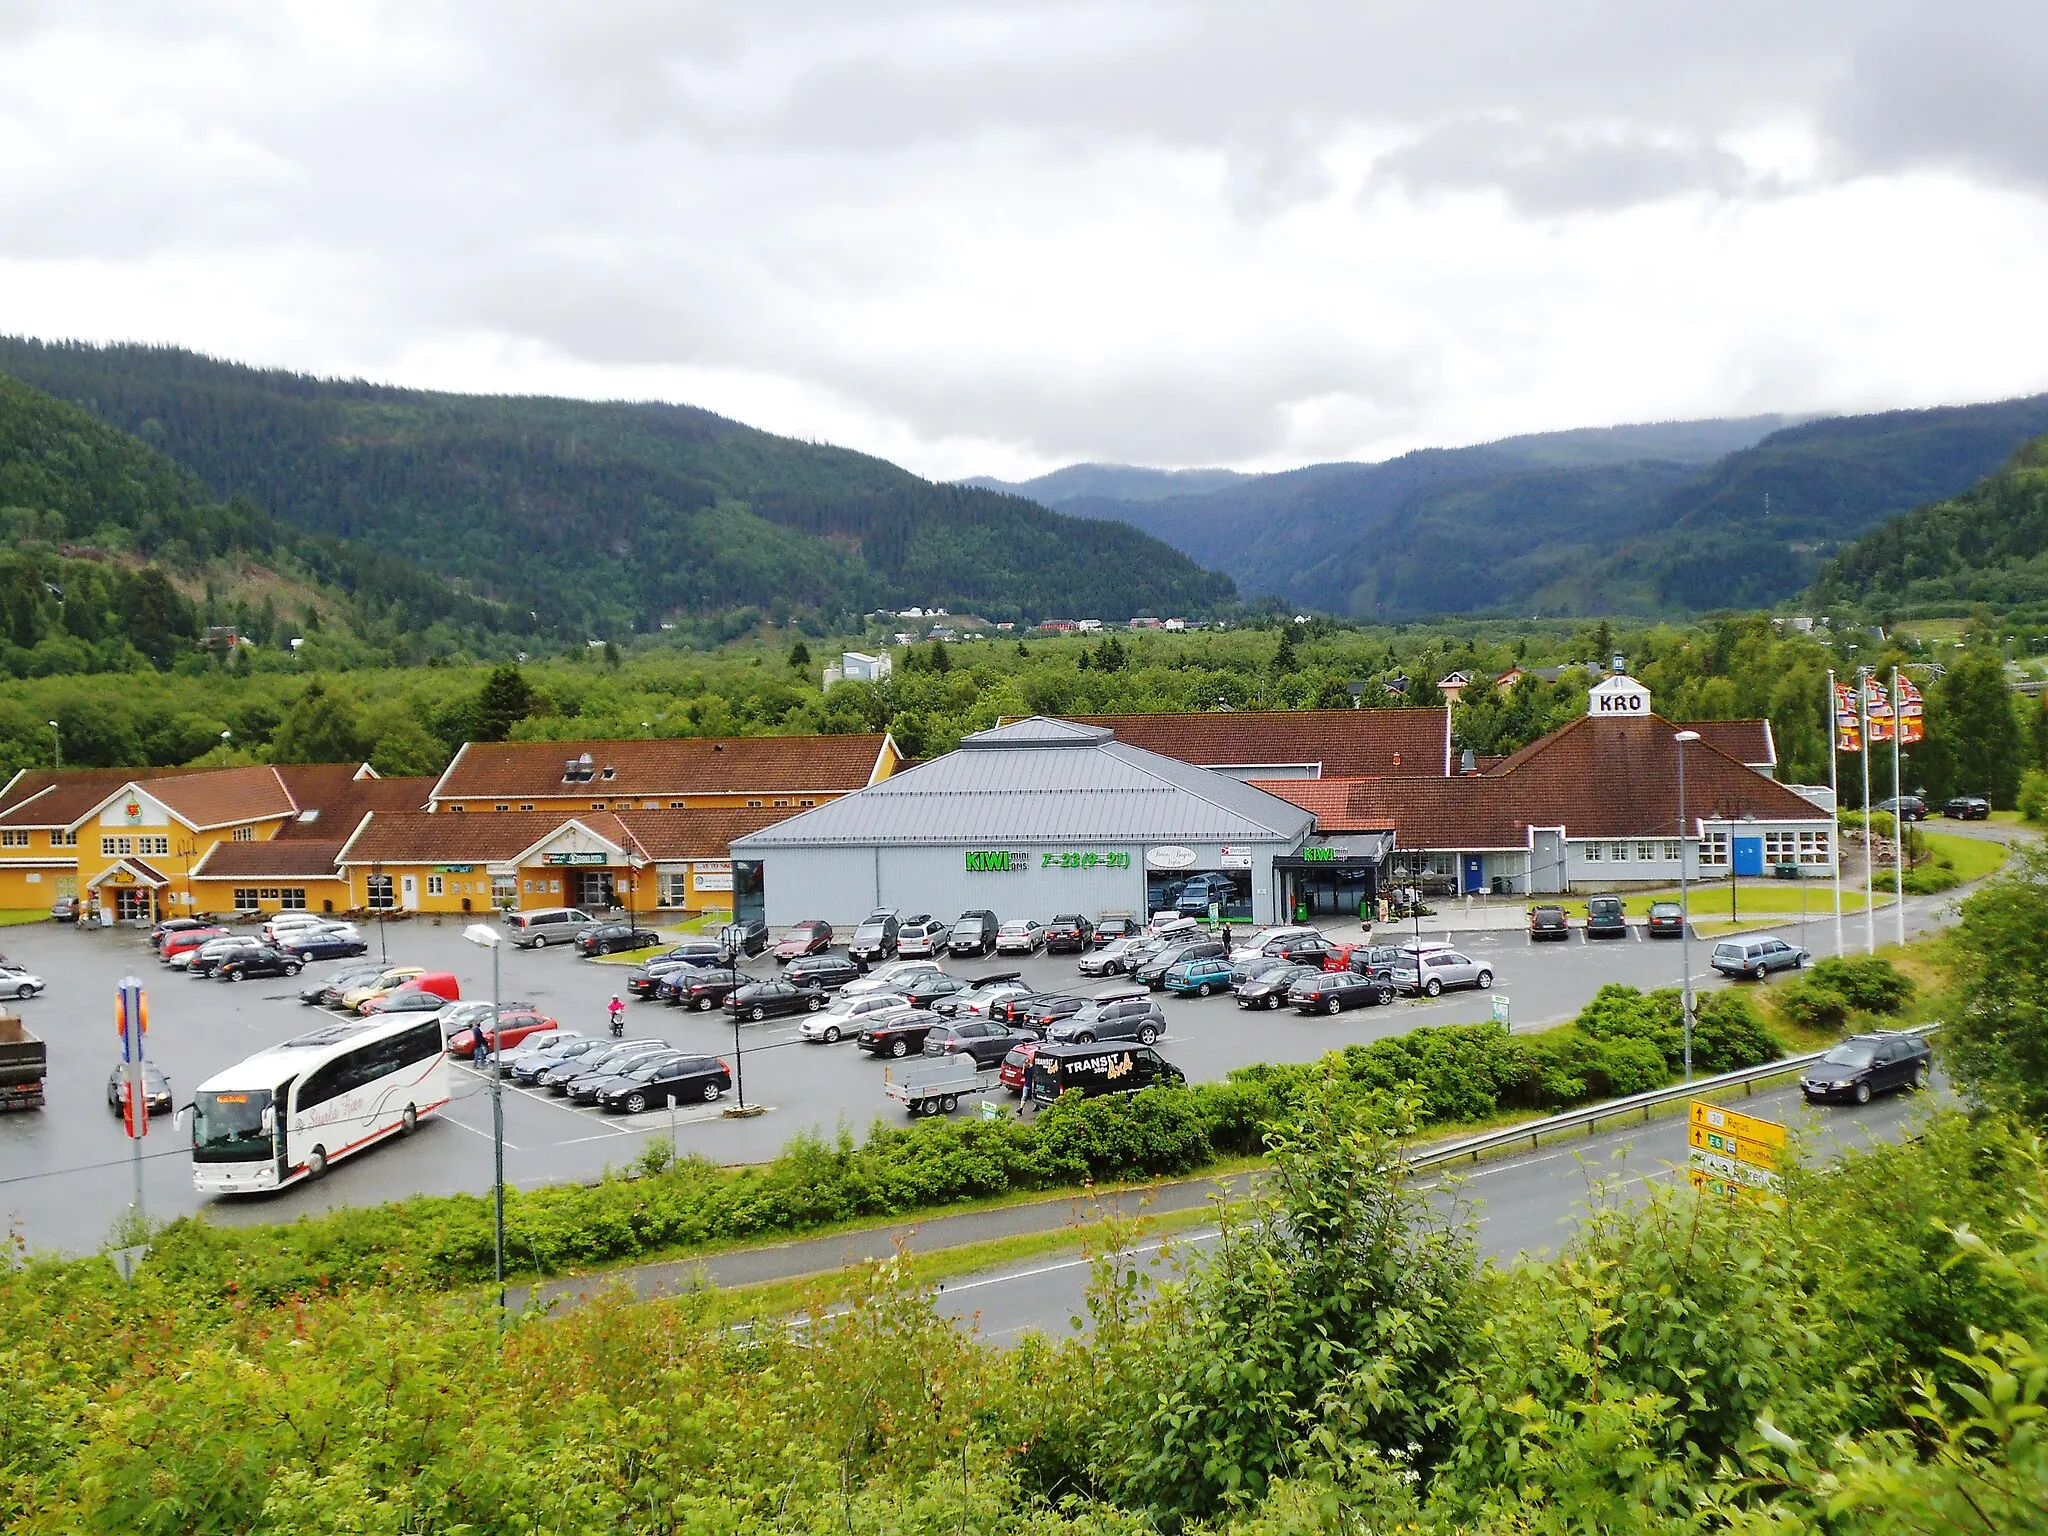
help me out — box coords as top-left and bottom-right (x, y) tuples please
(575, 870), (617, 910)
(400, 874), (420, 911)
(113, 887), (153, 922)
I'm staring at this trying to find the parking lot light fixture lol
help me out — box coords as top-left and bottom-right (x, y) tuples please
(47, 720), (59, 770)
(1674, 730), (1701, 1082)
(462, 922), (507, 1314)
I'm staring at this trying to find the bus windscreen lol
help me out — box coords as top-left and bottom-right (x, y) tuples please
(193, 1089), (272, 1161)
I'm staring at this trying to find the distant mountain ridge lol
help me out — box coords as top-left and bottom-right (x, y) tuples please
(1006, 401), (2048, 617)
(961, 464), (1254, 506)
(0, 338), (1236, 633)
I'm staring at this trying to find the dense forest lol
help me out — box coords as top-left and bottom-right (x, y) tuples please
(0, 338), (1238, 634)
(1069, 395), (2048, 618)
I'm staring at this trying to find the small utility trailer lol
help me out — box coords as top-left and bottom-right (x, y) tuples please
(883, 1058), (999, 1118)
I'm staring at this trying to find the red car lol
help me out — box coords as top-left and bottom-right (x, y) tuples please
(999, 1040), (1039, 1096)
(160, 927), (226, 964)
(446, 1007), (559, 1057)
(773, 920), (834, 964)
(359, 971), (461, 1016)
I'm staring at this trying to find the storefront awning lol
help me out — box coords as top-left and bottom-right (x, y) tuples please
(1274, 831), (1394, 871)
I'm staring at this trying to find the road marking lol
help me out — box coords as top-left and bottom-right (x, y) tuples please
(438, 1116), (522, 1150)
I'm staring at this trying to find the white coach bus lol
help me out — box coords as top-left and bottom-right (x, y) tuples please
(191, 1016), (450, 1194)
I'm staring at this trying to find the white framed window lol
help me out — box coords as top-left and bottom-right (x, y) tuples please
(492, 874), (516, 906)
(494, 804), (509, 812)
(1764, 831), (1797, 864)
(660, 872), (690, 907)
(1607, 842), (1627, 861)
(53, 829), (76, 847)
(233, 887), (260, 911)
(426, 875), (444, 896)
(102, 836), (133, 856)
(522, 878), (534, 893)
(367, 875), (394, 910)
(140, 835), (169, 856)
(746, 799), (763, 808)
(668, 801), (685, 809)
(799, 798), (815, 807)
(1797, 830), (1830, 865)
(279, 888), (306, 910)
(0, 830), (28, 848)
(1583, 842), (1602, 861)
(1635, 842), (1654, 862)
(1699, 832), (1729, 867)
(1661, 841), (1680, 861)
(232, 826), (254, 841)
(519, 803), (534, 811)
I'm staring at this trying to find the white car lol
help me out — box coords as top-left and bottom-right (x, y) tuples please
(841, 959), (943, 998)
(0, 965), (45, 1000)
(1230, 925), (1321, 960)
(940, 978), (1031, 1018)
(263, 911), (334, 943)
(800, 991), (912, 1043)
(994, 919), (1045, 955)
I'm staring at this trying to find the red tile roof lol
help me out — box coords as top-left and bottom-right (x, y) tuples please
(336, 806), (800, 867)
(0, 766), (220, 828)
(271, 769), (435, 840)
(191, 840), (351, 880)
(1682, 719), (1776, 769)
(1258, 712), (1822, 848)
(428, 736), (894, 802)
(1065, 708), (1452, 778)
(142, 766), (300, 830)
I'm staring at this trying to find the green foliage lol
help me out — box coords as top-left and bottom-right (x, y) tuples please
(1944, 841), (2048, 1124)
(2019, 767), (2048, 824)
(1911, 650), (2026, 806)
(266, 679), (366, 763)
(1808, 955), (1915, 1015)
(472, 662), (535, 742)
(785, 636), (810, 669)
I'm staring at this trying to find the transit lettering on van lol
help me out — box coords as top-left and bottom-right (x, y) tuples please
(1027, 1041), (1184, 1103)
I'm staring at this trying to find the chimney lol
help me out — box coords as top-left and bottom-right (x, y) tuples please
(1460, 748), (1477, 774)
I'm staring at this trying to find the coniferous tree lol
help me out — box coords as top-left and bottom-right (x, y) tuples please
(787, 638), (811, 670)
(474, 664), (536, 742)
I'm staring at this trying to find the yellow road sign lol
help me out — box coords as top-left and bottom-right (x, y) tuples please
(1690, 1101), (1785, 1156)
(1688, 1123), (1782, 1169)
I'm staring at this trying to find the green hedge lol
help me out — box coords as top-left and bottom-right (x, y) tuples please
(139, 988), (1783, 1306)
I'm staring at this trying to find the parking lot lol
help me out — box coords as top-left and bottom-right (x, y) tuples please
(0, 904), (1877, 1256)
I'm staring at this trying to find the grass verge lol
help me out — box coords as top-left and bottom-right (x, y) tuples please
(1917, 830), (2007, 883)
(0, 909), (56, 927)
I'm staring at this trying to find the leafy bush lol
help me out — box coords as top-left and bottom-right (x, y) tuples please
(1772, 978), (1854, 1035)
(1807, 955), (1915, 1015)
(1903, 854), (1962, 894)
(2019, 767), (2048, 825)
(1688, 990), (1784, 1073)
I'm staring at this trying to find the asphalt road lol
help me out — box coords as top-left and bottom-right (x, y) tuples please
(936, 1074), (1946, 1346)
(0, 877), (1972, 1256)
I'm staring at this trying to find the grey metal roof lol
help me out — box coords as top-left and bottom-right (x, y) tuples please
(732, 717), (1315, 849)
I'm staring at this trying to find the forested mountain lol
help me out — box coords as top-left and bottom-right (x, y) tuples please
(0, 339), (1235, 632)
(1051, 399), (2048, 618)
(0, 371), (523, 671)
(1814, 434), (2048, 611)
(962, 463), (1253, 505)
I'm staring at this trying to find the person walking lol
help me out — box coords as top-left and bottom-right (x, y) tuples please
(607, 995), (626, 1038)
(471, 1026), (490, 1069)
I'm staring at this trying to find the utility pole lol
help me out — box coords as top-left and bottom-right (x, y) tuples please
(1675, 731), (1700, 1082)
(462, 924), (507, 1317)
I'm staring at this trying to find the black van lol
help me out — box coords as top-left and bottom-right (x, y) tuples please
(1026, 1041), (1185, 1104)
(948, 910), (1000, 957)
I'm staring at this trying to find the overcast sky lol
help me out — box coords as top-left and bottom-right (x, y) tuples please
(4, 1), (2046, 480)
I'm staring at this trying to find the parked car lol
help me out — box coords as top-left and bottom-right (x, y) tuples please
(150, 916), (214, 950)
(49, 895), (78, 923)
(187, 936), (268, 976)
(280, 925), (370, 961)
(999, 993), (1092, 1033)
(302, 964), (384, 1006)
(570, 1049), (685, 1105)
(1134, 938), (1227, 991)
(574, 923), (662, 958)
(721, 917), (770, 958)
(1387, 947), (1494, 997)
(1711, 936), (1808, 980)
(510, 1034), (616, 1085)
(994, 919), (1046, 955)
(497, 1030), (590, 1078)
(1876, 794), (1928, 822)
(625, 953), (708, 998)
(1645, 901), (1685, 939)
(858, 1008), (947, 1058)
(1043, 992), (1165, 1045)
(841, 959), (943, 998)
(1584, 897), (1628, 939)
(1231, 924), (1320, 960)
(105, 1059), (173, 1115)
(1077, 936), (1146, 977)
(895, 972), (971, 1009)
(0, 965), (45, 1000)
(1146, 913), (1201, 940)
(799, 991), (913, 1043)
(894, 915), (948, 958)
(503, 907), (596, 949)
(538, 1041), (669, 1095)
(783, 953), (865, 991)
(1092, 912), (1141, 945)
(846, 910), (900, 963)
(363, 975), (462, 1017)
(339, 967), (430, 1011)
(160, 927), (227, 966)
(726, 977), (827, 1021)
(1235, 963), (1321, 1010)
(774, 920), (835, 963)
(921, 1017), (1035, 1068)
(446, 1006), (558, 1057)
(1289, 969), (1396, 1014)
(1528, 905), (1570, 942)
(947, 910), (1000, 957)
(931, 973), (1028, 1018)
(1025, 1042), (1183, 1103)
(1043, 914), (1095, 953)
(1164, 954), (1236, 997)
(1230, 953), (1296, 987)
(1799, 1031), (1932, 1105)
(1942, 795), (1991, 820)
(661, 966), (746, 1011)
(663, 938), (732, 969)
(214, 946), (306, 982)
(999, 1040), (1039, 1094)
(596, 1053), (732, 1112)
(263, 911), (334, 945)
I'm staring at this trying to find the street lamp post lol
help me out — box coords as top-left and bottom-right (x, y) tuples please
(47, 720), (59, 771)
(462, 923), (507, 1316)
(1675, 730), (1701, 1082)
(219, 729), (231, 761)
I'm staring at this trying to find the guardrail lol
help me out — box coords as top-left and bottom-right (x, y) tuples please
(1406, 1024), (1939, 1172)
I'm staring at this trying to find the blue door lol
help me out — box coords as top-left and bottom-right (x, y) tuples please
(1732, 837), (1764, 877)
(1462, 855), (1485, 893)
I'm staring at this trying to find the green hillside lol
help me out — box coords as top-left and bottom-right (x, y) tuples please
(0, 372), (524, 670)
(0, 338), (1236, 631)
(1815, 434), (2048, 610)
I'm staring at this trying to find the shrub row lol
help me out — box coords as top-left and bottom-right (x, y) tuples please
(1770, 954), (1917, 1034)
(141, 987), (1783, 1306)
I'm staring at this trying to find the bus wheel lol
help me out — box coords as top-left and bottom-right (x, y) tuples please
(307, 1146), (328, 1179)
(400, 1105), (418, 1136)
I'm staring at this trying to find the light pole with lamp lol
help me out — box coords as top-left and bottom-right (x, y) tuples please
(47, 720), (59, 771)
(462, 923), (508, 1316)
(1674, 730), (1700, 1082)
(219, 729), (232, 762)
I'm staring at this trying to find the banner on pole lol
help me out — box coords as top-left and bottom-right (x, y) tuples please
(1895, 675), (1925, 745)
(116, 977), (147, 1140)
(1833, 682), (1862, 753)
(1863, 676), (1894, 744)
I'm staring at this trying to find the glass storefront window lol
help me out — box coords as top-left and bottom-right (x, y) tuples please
(1146, 870), (1253, 923)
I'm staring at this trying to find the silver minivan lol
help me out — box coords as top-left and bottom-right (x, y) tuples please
(503, 907), (596, 949)
(1711, 936), (1808, 980)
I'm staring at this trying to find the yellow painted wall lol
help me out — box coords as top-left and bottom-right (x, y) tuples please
(0, 864), (73, 909)
(188, 876), (355, 918)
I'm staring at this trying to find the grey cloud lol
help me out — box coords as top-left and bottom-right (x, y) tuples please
(1370, 117), (1756, 215)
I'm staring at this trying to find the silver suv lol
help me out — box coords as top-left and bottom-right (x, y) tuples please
(1044, 992), (1165, 1045)
(1387, 945), (1494, 997)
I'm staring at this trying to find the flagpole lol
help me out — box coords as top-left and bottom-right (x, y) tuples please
(1859, 668), (1874, 955)
(1892, 665), (1906, 948)
(1828, 668), (1843, 958)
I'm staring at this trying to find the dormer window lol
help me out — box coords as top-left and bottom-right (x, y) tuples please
(600, 766), (616, 780)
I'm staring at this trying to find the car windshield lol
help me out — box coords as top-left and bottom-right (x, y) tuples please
(1823, 1042), (1877, 1067)
(193, 1089), (272, 1159)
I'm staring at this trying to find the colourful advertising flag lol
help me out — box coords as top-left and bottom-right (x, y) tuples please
(1863, 676), (1893, 744)
(1834, 682), (1862, 753)
(1895, 675), (1925, 745)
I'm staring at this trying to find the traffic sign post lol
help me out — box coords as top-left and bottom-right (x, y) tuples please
(116, 976), (148, 1222)
(1687, 1100), (1784, 1198)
